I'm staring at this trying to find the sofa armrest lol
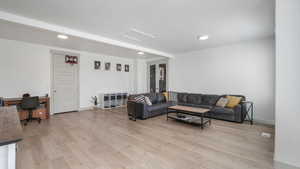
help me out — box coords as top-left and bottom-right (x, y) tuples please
(135, 102), (147, 119)
(127, 101), (137, 120)
(127, 101), (149, 120)
(240, 102), (248, 121)
(233, 104), (243, 122)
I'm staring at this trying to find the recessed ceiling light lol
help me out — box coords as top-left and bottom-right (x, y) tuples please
(57, 34), (69, 39)
(137, 51), (145, 55)
(197, 35), (209, 41)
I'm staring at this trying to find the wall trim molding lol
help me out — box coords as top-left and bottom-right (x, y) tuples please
(274, 160), (300, 169)
(79, 106), (94, 111)
(254, 118), (275, 125)
(50, 49), (81, 57)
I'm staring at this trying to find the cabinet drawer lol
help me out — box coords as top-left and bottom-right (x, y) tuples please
(18, 108), (47, 120)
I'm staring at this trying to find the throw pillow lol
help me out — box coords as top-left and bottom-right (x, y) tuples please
(226, 96), (242, 108)
(134, 95), (146, 104)
(216, 97), (229, 107)
(144, 96), (152, 106)
(162, 92), (169, 101)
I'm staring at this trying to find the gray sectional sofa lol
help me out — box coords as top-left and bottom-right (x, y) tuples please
(127, 93), (174, 120)
(177, 93), (247, 123)
(127, 92), (247, 123)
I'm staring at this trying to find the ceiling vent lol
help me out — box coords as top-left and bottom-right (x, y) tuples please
(122, 34), (141, 42)
(130, 28), (156, 39)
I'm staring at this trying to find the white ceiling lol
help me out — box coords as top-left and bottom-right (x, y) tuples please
(0, 19), (165, 59)
(0, 0), (275, 55)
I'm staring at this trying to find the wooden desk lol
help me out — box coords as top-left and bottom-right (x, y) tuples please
(3, 96), (50, 119)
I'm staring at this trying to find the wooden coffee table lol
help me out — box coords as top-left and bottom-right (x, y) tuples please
(167, 105), (211, 129)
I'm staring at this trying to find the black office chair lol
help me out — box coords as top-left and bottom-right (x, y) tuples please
(21, 96), (41, 125)
(0, 97), (3, 107)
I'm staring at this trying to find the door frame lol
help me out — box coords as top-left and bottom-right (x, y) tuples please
(146, 59), (169, 93)
(50, 50), (80, 115)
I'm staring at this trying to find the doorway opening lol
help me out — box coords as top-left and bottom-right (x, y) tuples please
(147, 59), (168, 93)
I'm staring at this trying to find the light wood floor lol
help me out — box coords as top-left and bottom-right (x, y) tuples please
(17, 107), (275, 169)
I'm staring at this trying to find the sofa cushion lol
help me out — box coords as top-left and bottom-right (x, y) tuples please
(148, 93), (158, 104)
(187, 94), (202, 105)
(178, 103), (213, 109)
(202, 95), (220, 105)
(147, 102), (173, 112)
(206, 111), (235, 122)
(216, 97), (229, 107)
(177, 93), (189, 103)
(156, 93), (166, 103)
(211, 107), (234, 114)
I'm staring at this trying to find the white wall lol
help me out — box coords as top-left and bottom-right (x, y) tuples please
(0, 144), (16, 169)
(0, 39), (51, 97)
(275, 0), (300, 168)
(0, 38), (136, 109)
(169, 38), (275, 124)
(0, 145), (8, 169)
(136, 59), (148, 93)
(79, 52), (135, 108)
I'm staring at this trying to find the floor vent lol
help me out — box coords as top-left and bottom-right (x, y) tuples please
(261, 132), (271, 138)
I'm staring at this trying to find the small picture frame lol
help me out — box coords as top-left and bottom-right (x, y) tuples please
(116, 64), (122, 71)
(94, 61), (101, 70)
(105, 62), (111, 71)
(125, 64), (129, 72)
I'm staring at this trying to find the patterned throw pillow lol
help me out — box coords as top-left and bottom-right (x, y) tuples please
(144, 96), (152, 106)
(216, 97), (229, 107)
(134, 95), (146, 104)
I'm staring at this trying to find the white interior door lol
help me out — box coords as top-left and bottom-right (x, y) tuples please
(51, 52), (79, 114)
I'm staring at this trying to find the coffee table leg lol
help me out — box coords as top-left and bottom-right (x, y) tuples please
(167, 109), (169, 121)
(201, 114), (204, 129)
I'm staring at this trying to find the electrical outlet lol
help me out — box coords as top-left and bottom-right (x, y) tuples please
(261, 132), (271, 138)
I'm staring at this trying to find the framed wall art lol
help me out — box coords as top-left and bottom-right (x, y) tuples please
(94, 61), (101, 70)
(125, 64), (129, 72)
(116, 64), (122, 71)
(105, 62), (111, 71)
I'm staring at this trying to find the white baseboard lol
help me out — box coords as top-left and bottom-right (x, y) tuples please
(274, 160), (300, 169)
(253, 118), (275, 125)
(79, 106), (94, 111)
